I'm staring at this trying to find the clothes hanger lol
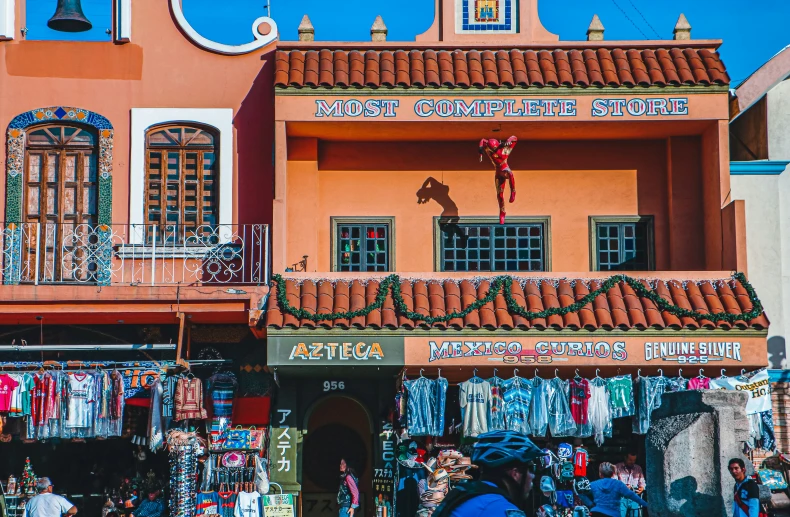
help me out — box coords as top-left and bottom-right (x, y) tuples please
(657, 368), (664, 378)
(554, 369), (560, 379)
(420, 369), (425, 378)
(698, 369), (706, 379)
(534, 368), (540, 380)
(492, 368), (498, 380)
(574, 369), (581, 381)
(719, 369), (727, 379)
(438, 368), (442, 379)
(513, 368), (519, 378)
(637, 368), (642, 378)
(678, 368), (683, 379)
(595, 368), (601, 379)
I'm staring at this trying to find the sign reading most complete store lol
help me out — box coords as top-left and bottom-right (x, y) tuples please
(313, 97), (690, 119)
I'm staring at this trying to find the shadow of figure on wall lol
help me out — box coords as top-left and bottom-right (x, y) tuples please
(768, 336), (786, 369)
(417, 176), (467, 247)
(669, 476), (722, 517)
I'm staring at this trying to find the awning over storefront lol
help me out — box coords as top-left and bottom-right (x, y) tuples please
(265, 273), (769, 374)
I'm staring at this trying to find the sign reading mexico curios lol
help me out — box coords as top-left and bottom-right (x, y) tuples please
(313, 96), (690, 119)
(404, 336), (766, 368)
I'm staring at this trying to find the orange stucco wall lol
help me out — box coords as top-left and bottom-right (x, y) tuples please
(283, 137), (714, 273)
(0, 0), (274, 226)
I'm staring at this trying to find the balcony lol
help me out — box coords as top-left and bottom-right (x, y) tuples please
(0, 223), (269, 286)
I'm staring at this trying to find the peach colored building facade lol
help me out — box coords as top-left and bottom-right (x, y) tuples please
(263, 0), (770, 513)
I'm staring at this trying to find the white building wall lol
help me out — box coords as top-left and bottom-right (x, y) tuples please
(732, 78), (790, 368)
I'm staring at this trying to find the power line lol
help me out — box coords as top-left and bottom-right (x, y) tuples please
(626, 0), (662, 39)
(610, 0), (649, 39)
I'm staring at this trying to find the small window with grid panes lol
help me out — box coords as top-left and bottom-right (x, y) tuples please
(335, 222), (391, 272)
(438, 220), (547, 272)
(594, 218), (653, 271)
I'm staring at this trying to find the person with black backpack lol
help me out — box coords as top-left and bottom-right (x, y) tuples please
(432, 431), (543, 517)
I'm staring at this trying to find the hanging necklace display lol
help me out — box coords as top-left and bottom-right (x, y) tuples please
(167, 429), (206, 517)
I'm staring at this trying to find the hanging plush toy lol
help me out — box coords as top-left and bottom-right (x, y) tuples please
(479, 136), (518, 224)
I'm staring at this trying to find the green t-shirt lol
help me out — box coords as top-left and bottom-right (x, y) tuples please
(607, 376), (632, 409)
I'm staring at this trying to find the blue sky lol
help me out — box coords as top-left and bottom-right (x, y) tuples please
(27, 0), (790, 85)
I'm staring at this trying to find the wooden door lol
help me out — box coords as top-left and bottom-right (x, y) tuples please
(22, 125), (98, 282)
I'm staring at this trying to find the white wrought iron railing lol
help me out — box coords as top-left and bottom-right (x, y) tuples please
(0, 223), (269, 286)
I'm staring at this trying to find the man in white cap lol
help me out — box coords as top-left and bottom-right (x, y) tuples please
(23, 478), (77, 517)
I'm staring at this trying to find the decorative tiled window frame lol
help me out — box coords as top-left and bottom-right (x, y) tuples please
(4, 107), (114, 285)
(6, 106), (114, 225)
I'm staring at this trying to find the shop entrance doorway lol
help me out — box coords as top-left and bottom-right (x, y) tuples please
(302, 395), (373, 517)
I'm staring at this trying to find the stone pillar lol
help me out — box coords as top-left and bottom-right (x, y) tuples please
(646, 390), (750, 517)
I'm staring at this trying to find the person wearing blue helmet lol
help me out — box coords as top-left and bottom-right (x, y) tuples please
(432, 431), (543, 517)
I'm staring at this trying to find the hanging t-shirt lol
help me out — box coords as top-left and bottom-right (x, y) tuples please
(487, 377), (506, 431)
(687, 377), (710, 390)
(573, 448), (588, 477)
(607, 377), (632, 410)
(197, 492), (220, 517)
(218, 492), (237, 517)
(66, 373), (96, 428)
(8, 374), (28, 415)
(459, 379), (491, 437)
(502, 376), (532, 435)
(710, 370), (771, 415)
(234, 492), (261, 517)
(569, 379), (591, 425)
(0, 374), (20, 412)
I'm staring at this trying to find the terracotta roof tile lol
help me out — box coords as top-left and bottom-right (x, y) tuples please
(380, 50), (395, 87)
(276, 47), (729, 89)
(303, 50), (319, 87)
(268, 277), (767, 332)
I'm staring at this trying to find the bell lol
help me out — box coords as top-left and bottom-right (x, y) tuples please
(47, 0), (92, 33)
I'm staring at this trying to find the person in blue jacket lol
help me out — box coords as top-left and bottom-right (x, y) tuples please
(432, 431), (544, 517)
(576, 462), (647, 517)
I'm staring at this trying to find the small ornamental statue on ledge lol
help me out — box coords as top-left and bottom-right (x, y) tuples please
(479, 136), (518, 224)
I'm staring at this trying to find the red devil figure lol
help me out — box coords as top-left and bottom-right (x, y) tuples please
(479, 136), (517, 224)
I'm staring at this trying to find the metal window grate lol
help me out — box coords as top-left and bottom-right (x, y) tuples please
(439, 222), (545, 272)
(596, 222), (648, 271)
(337, 224), (390, 272)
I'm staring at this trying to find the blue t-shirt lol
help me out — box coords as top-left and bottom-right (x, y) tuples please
(449, 482), (525, 517)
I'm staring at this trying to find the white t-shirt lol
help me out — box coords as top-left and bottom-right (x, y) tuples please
(23, 493), (75, 517)
(66, 373), (95, 428)
(459, 379), (491, 437)
(234, 492), (261, 517)
(9, 374), (26, 415)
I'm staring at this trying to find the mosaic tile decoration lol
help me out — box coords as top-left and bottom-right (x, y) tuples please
(5, 106), (113, 224)
(456, 0), (515, 33)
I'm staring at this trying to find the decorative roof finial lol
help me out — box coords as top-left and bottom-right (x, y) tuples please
(673, 13), (691, 40)
(587, 14), (605, 41)
(371, 16), (388, 42)
(298, 15), (314, 42)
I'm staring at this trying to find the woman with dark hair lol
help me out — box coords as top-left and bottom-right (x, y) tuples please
(577, 462), (647, 517)
(338, 459), (360, 517)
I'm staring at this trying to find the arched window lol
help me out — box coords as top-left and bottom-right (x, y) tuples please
(145, 124), (218, 240)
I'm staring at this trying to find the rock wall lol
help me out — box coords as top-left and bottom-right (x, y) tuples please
(646, 390), (750, 517)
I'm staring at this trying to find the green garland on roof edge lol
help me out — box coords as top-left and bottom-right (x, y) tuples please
(269, 272), (764, 326)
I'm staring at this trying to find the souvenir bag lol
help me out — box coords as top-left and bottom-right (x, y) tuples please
(224, 426), (249, 449)
(248, 427), (266, 450)
(758, 466), (788, 490)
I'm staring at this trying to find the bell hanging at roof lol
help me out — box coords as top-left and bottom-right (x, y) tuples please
(47, 0), (93, 33)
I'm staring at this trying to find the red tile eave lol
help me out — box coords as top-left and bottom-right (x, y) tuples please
(276, 271), (743, 282)
(275, 39), (724, 52)
(266, 272), (769, 332)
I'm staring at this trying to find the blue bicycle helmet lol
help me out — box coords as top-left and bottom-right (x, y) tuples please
(471, 431), (543, 468)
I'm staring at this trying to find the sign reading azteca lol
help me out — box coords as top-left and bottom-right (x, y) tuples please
(404, 336), (766, 367)
(314, 97), (689, 119)
(267, 336), (405, 367)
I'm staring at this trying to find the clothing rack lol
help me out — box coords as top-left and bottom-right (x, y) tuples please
(0, 360), (178, 372)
